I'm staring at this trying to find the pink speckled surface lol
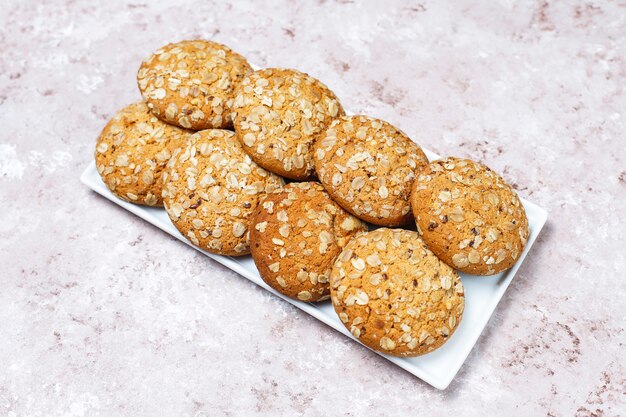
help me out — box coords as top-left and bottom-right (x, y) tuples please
(1, 1), (625, 416)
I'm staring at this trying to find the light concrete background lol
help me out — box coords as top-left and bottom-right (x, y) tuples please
(1, 1), (624, 416)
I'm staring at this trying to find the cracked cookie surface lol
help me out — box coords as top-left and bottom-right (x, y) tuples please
(330, 228), (464, 357)
(410, 157), (529, 275)
(250, 182), (367, 302)
(231, 68), (344, 180)
(95, 101), (192, 206)
(314, 115), (428, 226)
(137, 40), (252, 130)
(162, 129), (284, 256)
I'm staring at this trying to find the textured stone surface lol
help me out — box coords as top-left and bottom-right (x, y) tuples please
(0, 1), (624, 416)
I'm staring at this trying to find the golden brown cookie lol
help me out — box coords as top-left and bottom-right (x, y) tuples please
(410, 157), (529, 275)
(162, 129), (284, 256)
(95, 101), (192, 206)
(137, 40), (252, 130)
(314, 115), (428, 226)
(231, 68), (344, 180)
(330, 228), (464, 357)
(249, 182), (367, 302)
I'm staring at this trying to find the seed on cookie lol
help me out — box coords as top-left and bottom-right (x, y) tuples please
(410, 157), (530, 275)
(137, 40), (252, 130)
(330, 228), (465, 357)
(249, 182), (367, 302)
(162, 129), (284, 256)
(314, 115), (429, 226)
(95, 102), (192, 206)
(231, 68), (345, 180)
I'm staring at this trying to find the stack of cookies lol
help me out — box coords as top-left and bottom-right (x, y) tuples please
(95, 40), (530, 358)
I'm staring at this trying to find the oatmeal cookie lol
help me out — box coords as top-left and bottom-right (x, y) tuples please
(137, 40), (252, 130)
(314, 115), (428, 226)
(95, 101), (192, 206)
(410, 157), (529, 275)
(250, 182), (367, 302)
(231, 68), (344, 180)
(330, 228), (464, 357)
(162, 129), (284, 256)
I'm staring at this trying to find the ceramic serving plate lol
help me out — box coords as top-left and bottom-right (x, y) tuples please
(81, 146), (547, 390)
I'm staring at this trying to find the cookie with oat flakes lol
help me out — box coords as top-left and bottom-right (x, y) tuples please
(137, 40), (252, 130)
(410, 157), (529, 275)
(162, 129), (284, 256)
(231, 68), (344, 180)
(314, 115), (428, 226)
(95, 101), (192, 206)
(330, 228), (464, 357)
(249, 182), (367, 302)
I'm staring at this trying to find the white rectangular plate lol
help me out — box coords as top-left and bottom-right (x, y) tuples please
(81, 148), (547, 389)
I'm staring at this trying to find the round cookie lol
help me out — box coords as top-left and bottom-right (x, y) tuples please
(231, 68), (344, 180)
(410, 157), (529, 275)
(330, 228), (464, 357)
(249, 182), (367, 302)
(162, 129), (284, 256)
(314, 115), (429, 226)
(95, 101), (192, 206)
(137, 40), (252, 130)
